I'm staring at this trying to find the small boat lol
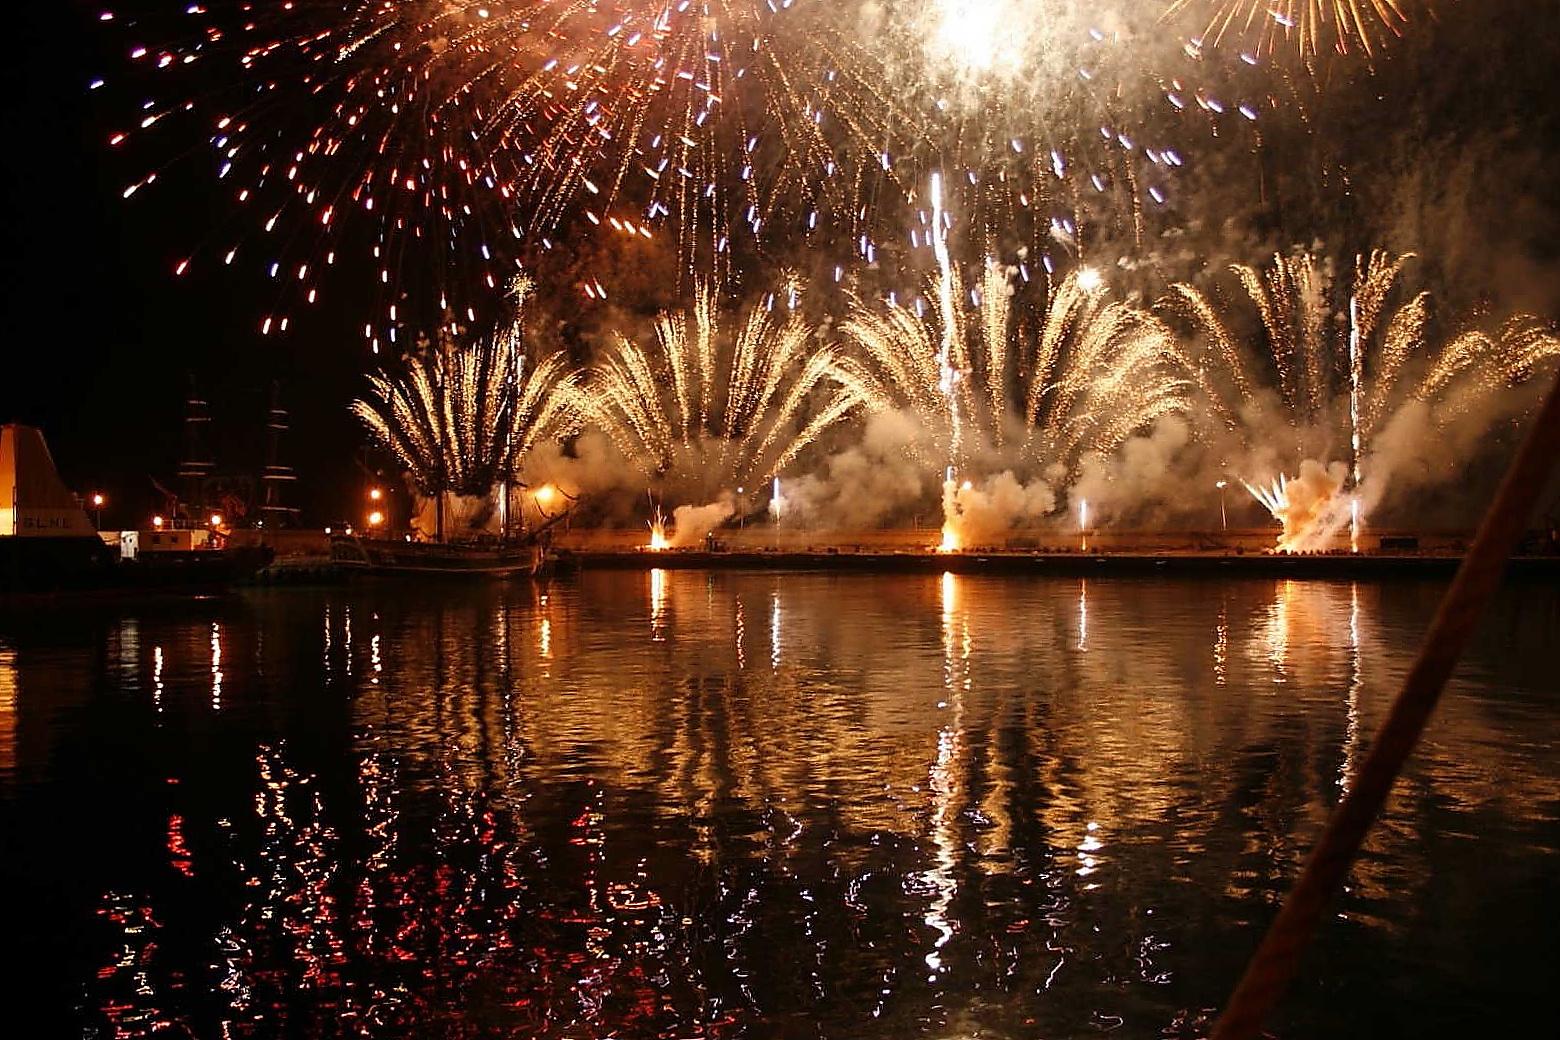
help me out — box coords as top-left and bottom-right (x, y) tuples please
(328, 533), (550, 578)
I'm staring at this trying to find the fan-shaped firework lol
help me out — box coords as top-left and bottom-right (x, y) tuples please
(839, 267), (1196, 481)
(351, 292), (587, 498)
(1163, 0), (1423, 58)
(1167, 249), (1560, 547)
(585, 281), (869, 500)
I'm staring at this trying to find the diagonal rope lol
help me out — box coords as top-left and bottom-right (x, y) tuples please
(1211, 368), (1560, 1040)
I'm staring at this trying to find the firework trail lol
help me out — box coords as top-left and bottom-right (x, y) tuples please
(351, 281), (587, 499)
(584, 280), (870, 506)
(1162, 0), (1425, 59)
(1169, 249), (1560, 548)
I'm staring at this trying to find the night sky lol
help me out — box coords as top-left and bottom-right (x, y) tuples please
(4, 2), (1559, 527)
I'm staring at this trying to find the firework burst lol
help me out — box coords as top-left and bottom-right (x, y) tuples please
(1163, 0), (1424, 59)
(839, 266), (1197, 482)
(351, 285), (587, 498)
(859, 1), (1253, 264)
(584, 280), (870, 502)
(102, 1), (918, 346)
(1169, 248), (1560, 547)
(103, 1), (1269, 343)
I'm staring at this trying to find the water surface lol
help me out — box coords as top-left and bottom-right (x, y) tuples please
(3, 571), (1557, 1038)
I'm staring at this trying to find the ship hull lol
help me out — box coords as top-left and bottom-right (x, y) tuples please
(0, 537), (273, 596)
(330, 535), (546, 578)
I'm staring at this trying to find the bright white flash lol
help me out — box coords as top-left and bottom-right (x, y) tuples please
(933, 0), (1023, 74)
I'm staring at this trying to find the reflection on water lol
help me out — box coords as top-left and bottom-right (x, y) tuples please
(3, 574), (1558, 1038)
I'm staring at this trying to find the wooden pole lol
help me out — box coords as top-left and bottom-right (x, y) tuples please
(1211, 370), (1560, 1040)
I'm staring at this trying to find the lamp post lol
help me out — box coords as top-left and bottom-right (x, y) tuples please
(1216, 480), (1228, 532)
(90, 493), (104, 529)
(368, 487), (387, 534)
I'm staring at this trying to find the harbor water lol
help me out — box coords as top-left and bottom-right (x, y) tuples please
(3, 571), (1557, 1038)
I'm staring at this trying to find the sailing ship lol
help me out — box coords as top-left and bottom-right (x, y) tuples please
(328, 531), (549, 577)
(328, 488), (572, 579)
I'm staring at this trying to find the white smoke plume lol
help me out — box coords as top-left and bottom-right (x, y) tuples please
(777, 411), (936, 530)
(666, 496), (736, 547)
(1067, 416), (1198, 526)
(1253, 458), (1351, 551)
(941, 471), (1058, 547)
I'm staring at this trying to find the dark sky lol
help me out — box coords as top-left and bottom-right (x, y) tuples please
(4, 2), (1558, 527)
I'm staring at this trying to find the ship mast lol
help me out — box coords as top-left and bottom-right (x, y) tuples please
(177, 375), (215, 522)
(260, 382), (300, 528)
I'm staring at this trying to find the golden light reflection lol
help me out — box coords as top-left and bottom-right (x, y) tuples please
(771, 589), (783, 671)
(649, 568), (667, 641)
(1213, 593), (1229, 687)
(210, 622), (223, 711)
(66, 576), (1559, 1036)
(924, 570), (970, 978)
(153, 645), (164, 714)
(734, 596), (746, 671)
(116, 617), (140, 691)
(342, 604), (353, 676)
(0, 642), (16, 782)
(1076, 820), (1104, 878)
(1077, 577), (1089, 651)
(1261, 579), (1295, 681)
(1342, 582), (1362, 792)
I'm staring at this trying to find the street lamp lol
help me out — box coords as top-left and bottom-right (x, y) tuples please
(1215, 480), (1228, 532)
(90, 493), (104, 529)
(368, 510), (384, 528)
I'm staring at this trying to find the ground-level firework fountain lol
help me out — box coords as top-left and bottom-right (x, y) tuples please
(1170, 249), (1560, 552)
(344, 242), (1559, 556)
(1243, 461), (1352, 552)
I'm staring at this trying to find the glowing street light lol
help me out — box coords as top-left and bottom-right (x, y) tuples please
(368, 510), (384, 527)
(369, 487), (383, 502)
(90, 492), (104, 528)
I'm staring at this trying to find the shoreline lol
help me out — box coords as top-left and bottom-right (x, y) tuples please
(558, 547), (1560, 579)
